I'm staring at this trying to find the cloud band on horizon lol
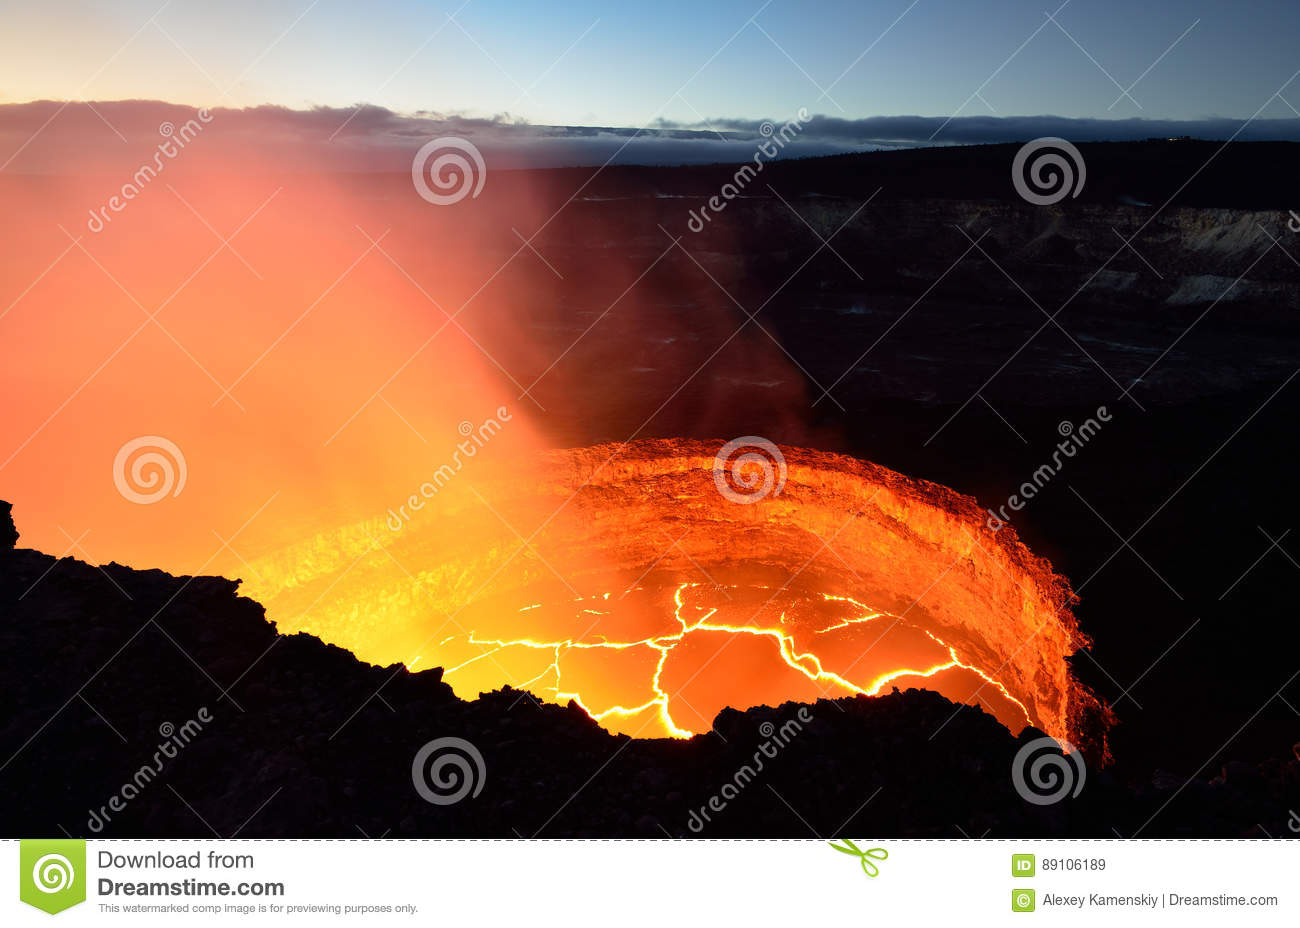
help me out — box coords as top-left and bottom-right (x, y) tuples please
(2, 100), (1298, 173)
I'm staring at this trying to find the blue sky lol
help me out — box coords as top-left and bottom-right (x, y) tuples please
(3, 0), (1298, 127)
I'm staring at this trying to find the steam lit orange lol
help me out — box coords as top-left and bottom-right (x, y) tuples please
(2, 147), (1107, 758)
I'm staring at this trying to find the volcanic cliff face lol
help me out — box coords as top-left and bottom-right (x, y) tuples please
(494, 142), (1300, 418)
(1, 501), (1296, 838)
(239, 440), (1110, 758)
(724, 198), (1300, 312)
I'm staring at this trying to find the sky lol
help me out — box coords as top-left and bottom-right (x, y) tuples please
(3, 0), (1299, 129)
(0, 1), (1297, 631)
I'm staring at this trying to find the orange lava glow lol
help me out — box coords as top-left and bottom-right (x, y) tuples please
(442, 582), (1035, 740)
(1, 150), (1109, 758)
(241, 440), (1112, 756)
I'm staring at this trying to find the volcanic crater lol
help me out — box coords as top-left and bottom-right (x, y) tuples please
(240, 439), (1112, 759)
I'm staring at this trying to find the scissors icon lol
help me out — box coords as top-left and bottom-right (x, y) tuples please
(1289, 210), (1300, 234)
(828, 839), (889, 877)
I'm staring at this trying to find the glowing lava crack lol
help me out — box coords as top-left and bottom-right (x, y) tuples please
(241, 440), (1113, 757)
(448, 584), (1037, 742)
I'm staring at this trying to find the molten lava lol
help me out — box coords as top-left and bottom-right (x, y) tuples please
(241, 440), (1111, 756)
(443, 583), (1036, 740)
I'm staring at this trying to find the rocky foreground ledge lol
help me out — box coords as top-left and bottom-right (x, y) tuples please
(0, 502), (1295, 838)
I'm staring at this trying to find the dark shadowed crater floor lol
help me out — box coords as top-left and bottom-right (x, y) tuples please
(1, 503), (1296, 838)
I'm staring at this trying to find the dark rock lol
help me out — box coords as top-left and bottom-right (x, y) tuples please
(1222, 761), (1261, 787)
(634, 815), (659, 835)
(0, 502), (1297, 838)
(1152, 769), (1183, 791)
(0, 502), (16, 550)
